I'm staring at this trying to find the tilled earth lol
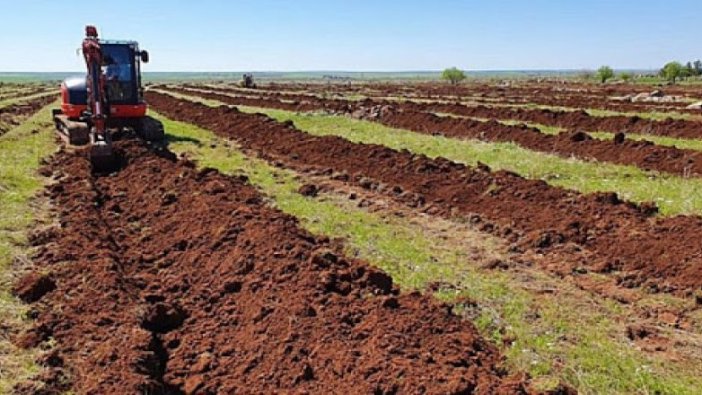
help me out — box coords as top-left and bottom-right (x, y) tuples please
(0, 94), (56, 136)
(164, 86), (702, 176)
(146, 91), (702, 295)
(13, 140), (528, 393)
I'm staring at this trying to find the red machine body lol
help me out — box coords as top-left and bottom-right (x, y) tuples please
(59, 85), (147, 119)
(53, 25), (163, 169)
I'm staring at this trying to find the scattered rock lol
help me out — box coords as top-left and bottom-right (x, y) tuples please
(568, 130), (592, 142)
(184, 374), (205, 394)
(191, 352), (215, 373)
(613, 132), (626, 144)
(298, 183), (319, 197)
(358, 177), (374, 189)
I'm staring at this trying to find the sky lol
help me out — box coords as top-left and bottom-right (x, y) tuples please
(0, 0), (699, 72)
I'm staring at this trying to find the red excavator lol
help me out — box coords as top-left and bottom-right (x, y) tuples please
(52, 25), (164, 169)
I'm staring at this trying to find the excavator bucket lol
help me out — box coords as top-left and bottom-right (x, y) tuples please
(89, 132), (118, 172)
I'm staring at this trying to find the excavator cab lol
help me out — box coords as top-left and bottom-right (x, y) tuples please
(53, 27), (163, 171)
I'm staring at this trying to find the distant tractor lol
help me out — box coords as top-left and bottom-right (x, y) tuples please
(241, 73), (256, 89)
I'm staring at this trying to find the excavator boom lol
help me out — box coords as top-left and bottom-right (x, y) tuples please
(52, 25), (164, 171)
(82, 25), (115, 169)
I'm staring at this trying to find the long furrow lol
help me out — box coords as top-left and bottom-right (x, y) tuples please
(0, 94), (57, 136)
(147, 90), (702, 296)
(14, 140), (525, 393)
(164, 86), (702, 178)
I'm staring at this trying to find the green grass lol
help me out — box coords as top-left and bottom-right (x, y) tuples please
(585, 107), (702, 122)
(0, 102), (58, 393)
(435, 112), (565, 135)
(0, 91), (57, 110)
(154, 112), (702, 394)
(589, 131), (702, 151)
(160, 89), (702, 216)
(375, 93), (702, 122)
(231, 106), (702, 216)
(438, 109), (702, 151)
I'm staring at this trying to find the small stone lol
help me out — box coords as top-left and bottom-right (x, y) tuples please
(613, 132), (626, 144)
(191, 352), (214, 373)
(184, 375), (205, 394)
(298, 183), (319, 197)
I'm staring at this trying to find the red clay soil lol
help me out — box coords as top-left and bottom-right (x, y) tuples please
(368, 108), (702, 177)
(180, 84), (702, 140)
(330, 82), (702, 114)
(411, 102), (702, 140)
(14, 140), (528, 393)
(473, 93), (700, 114)
(0, 94), (57, 135)
(0, 87), (53, 102)
(163, 87), (702, 177)
(217, 81), (702, 114)
(146, 91), (702, 296)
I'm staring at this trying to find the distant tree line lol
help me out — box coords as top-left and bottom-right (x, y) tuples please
(658, 60), (701, 83)
(589, 60), (701, 84)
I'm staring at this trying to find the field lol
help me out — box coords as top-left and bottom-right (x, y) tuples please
(3, 78), (702, 394)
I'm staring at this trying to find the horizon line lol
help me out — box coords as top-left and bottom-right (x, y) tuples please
(0, 68), (661, 74)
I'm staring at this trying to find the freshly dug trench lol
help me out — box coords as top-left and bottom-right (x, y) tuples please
(164, 87), (702, 177)
(15, 140), (526, 393)
(0, 94), (57, 136)
(147, 91), (702, 296)
(412, 101), (702, 140)
(181, 83), (702, 138)
(371, 109), (702, 178)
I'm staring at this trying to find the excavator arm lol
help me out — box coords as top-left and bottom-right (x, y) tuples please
(82, 25), (114, 169)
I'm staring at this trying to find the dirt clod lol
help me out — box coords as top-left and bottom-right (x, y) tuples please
(298, 183), (319, 197)
(13, 272), (55, 303)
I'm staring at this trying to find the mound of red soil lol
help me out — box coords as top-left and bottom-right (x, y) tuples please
(17, 140), (526, 393)
(147, 91), (702, 295)
(164, 87), (702, 177)
(414, 102), (702, 140)
(373, 109), (702, 177)
(0, 94), (56, 136)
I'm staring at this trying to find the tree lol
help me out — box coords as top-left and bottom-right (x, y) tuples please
(620, 72), (633, 82)
(683, 62), (695, 78)
(596, 66), (614, 83)
(694, 60), (702, 76)
(441, 67), (467, 85)
(660, 61), (684, 84)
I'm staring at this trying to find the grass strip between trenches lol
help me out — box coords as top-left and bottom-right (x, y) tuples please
(153, 111), (702, 394)
(237, 106), (702, 217)
(156, 89), (702, 216)
(0, 91), (57, 110)
(0, 103), (58, 392)
(589, 131), (702, 152)
(157, 89), (702, 217)
(437, 111), (702, 151)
